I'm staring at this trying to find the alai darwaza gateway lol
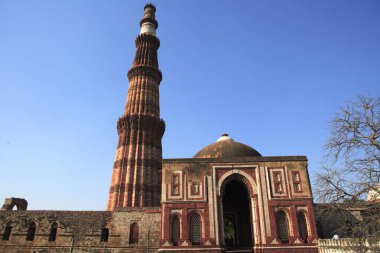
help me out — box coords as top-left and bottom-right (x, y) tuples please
(159, 132), (319, 252)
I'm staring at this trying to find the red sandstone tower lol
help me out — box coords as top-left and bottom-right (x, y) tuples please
(107, 4), (165, 210)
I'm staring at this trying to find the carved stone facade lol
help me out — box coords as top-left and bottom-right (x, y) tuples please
(159, 152), (319, 252)
(1, 4), (321, 253)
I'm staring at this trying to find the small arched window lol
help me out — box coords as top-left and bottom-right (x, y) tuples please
(276, 210), (289, 243)
(100, 228), (109, 242)
(48, 222), (58, 242)
(170, 215), (180, 246)
(2, 221), (12, 241)
(129, 222), (139, 244)
(26, 222), (36, 241)
(189, 212), (201, 245)
(297, 212), (308, 243)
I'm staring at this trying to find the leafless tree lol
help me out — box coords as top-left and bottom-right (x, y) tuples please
(315, 95), (380, 250)
(316, 95), (380, 203)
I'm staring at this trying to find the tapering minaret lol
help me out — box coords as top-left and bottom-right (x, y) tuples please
(107, 4), (165, 210)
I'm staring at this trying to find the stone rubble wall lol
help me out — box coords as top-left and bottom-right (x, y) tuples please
(0, 208), (161, 253)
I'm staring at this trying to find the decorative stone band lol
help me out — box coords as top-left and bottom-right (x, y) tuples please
(113, 157), (162, 169)
(140, 17), (158, 30)
(135, 33), (160, 48)
(128, 65), (162, 82)
(109, 183), (161, 195)
(116, 114), (165, 137)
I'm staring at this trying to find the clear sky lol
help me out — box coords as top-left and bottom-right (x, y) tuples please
(1, 0), (379, 210)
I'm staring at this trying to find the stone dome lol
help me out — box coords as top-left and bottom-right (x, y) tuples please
(193, 134), (262, 158)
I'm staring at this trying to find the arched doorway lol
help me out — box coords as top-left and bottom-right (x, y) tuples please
(222, 179), (253, 249)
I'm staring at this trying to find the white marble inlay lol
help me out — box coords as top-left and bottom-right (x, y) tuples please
(140, 22), (156, 35)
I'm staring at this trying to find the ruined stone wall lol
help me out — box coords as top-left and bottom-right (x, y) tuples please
(0, 208), (161, 253)
(1, 198), (28, 211)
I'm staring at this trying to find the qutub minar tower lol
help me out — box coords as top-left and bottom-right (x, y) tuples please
(107, 4), (165, 209)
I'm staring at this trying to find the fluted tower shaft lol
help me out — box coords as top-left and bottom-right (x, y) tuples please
(107, 4), (165, 210)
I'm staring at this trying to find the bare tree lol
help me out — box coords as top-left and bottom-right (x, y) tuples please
(315, 95), (380, 250)
(316, 95), (380, 203)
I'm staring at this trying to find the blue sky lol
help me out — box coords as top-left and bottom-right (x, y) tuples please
(1, 0), (379, 210)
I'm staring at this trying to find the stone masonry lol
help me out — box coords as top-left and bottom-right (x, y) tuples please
(107, 3), (165, 210)
(0, 208), (161, 253)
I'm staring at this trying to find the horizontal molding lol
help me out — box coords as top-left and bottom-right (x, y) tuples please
(109, 183), (160, 194)
(128, 65), (162, 83)
(113, 157), (162, 169)
(116, 114), (165, 137)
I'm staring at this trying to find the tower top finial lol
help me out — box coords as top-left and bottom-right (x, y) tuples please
(140, 3), (158, 35)
(144, 3), (156, 12)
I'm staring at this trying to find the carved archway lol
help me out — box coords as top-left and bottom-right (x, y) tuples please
(217, 169), (257, 197)
(219, 172), (256, 249)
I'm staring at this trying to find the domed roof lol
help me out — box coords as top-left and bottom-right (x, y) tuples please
(193, 134), (262, 158)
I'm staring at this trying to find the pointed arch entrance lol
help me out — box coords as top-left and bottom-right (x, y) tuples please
(219, 172), (255, 250)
